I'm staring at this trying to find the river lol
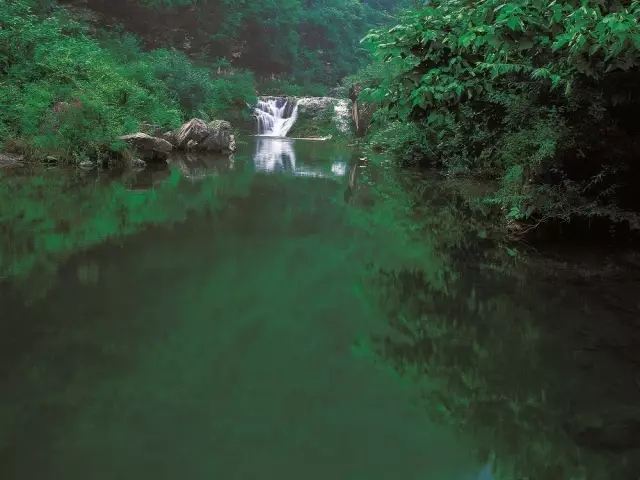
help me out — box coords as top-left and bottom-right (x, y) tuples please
(1, 137), (639, 479)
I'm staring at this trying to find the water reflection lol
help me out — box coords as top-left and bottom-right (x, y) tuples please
(2, 139), (640, 479)
(0, 138), (352, 301)
(0, 147), (484, 480)
(252, 137), (347, 178)
(169, 152), (235, 181)
(354, 173), (640, 480)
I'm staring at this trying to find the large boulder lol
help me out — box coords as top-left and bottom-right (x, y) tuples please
(280, 96), (352, 137)
(169, 118), (236, 153)
(199, 120), (236, 153)
(296, 97), (335, 117)
(118, 132), (172, 162)
(174, 118), (211, 149)
(161, 130), (178, 146)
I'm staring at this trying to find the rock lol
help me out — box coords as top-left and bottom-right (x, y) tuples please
(109, 149), (147, 170)
(564, 405), (640, 451)
(174, 118), (211, 149)
(199, 120), (236, 153)
(131, 157), (146, 169)
(161, 130), (178, 147)
(0, 153), (24, 168)
(170, 118), (236, 153)
(118, 132), (173, 162)
(297, 97), (336, 116)
(79, 160), (96, 170)
(228, 136), (237, 152)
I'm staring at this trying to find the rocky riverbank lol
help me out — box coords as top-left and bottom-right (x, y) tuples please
(1, 118), (237, 172)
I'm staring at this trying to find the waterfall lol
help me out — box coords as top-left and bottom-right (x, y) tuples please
(254, 97), (299, 137)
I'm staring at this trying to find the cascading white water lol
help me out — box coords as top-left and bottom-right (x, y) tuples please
(254, 97), (299, 137)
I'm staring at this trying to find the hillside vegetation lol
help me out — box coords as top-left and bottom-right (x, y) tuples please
(0, 0), (405, 162)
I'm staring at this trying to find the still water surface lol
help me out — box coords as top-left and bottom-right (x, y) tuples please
(1, 138), (639, 479)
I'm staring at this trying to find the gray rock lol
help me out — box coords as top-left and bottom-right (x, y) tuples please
(0, 153), (24, 168)
(174, 118), (211, 149)
(161, 130), (178, 147)
(79, 160), (96, 170)
(199, 120), (236, 153)
(170, 118), (236, 153)
(296, 97), (336, 116)
(131, 157), (146, 169)
(118, 132), (173, 162)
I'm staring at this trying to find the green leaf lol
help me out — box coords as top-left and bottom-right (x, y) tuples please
(506, 16), (522, 31)
(459, 31), (476, 48)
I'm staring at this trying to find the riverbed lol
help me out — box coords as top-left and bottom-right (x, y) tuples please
(1, 137), (639, 479)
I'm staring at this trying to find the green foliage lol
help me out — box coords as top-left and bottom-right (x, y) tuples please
(138, 49), (257, 120)
(0, 0), (257, 160)
(367, 118), (431, 163)
(360, 0), (640, 220)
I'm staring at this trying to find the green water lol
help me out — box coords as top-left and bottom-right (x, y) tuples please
(1, 138), (640, 479)
(0, 139), (477, 479)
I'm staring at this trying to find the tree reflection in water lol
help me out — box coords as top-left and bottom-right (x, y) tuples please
(350, 167), (640, 480)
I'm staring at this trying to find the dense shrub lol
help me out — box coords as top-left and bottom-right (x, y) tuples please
(358, 0), (640, 219)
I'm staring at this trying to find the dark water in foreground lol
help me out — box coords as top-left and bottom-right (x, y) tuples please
(1, 138), (640, 479)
